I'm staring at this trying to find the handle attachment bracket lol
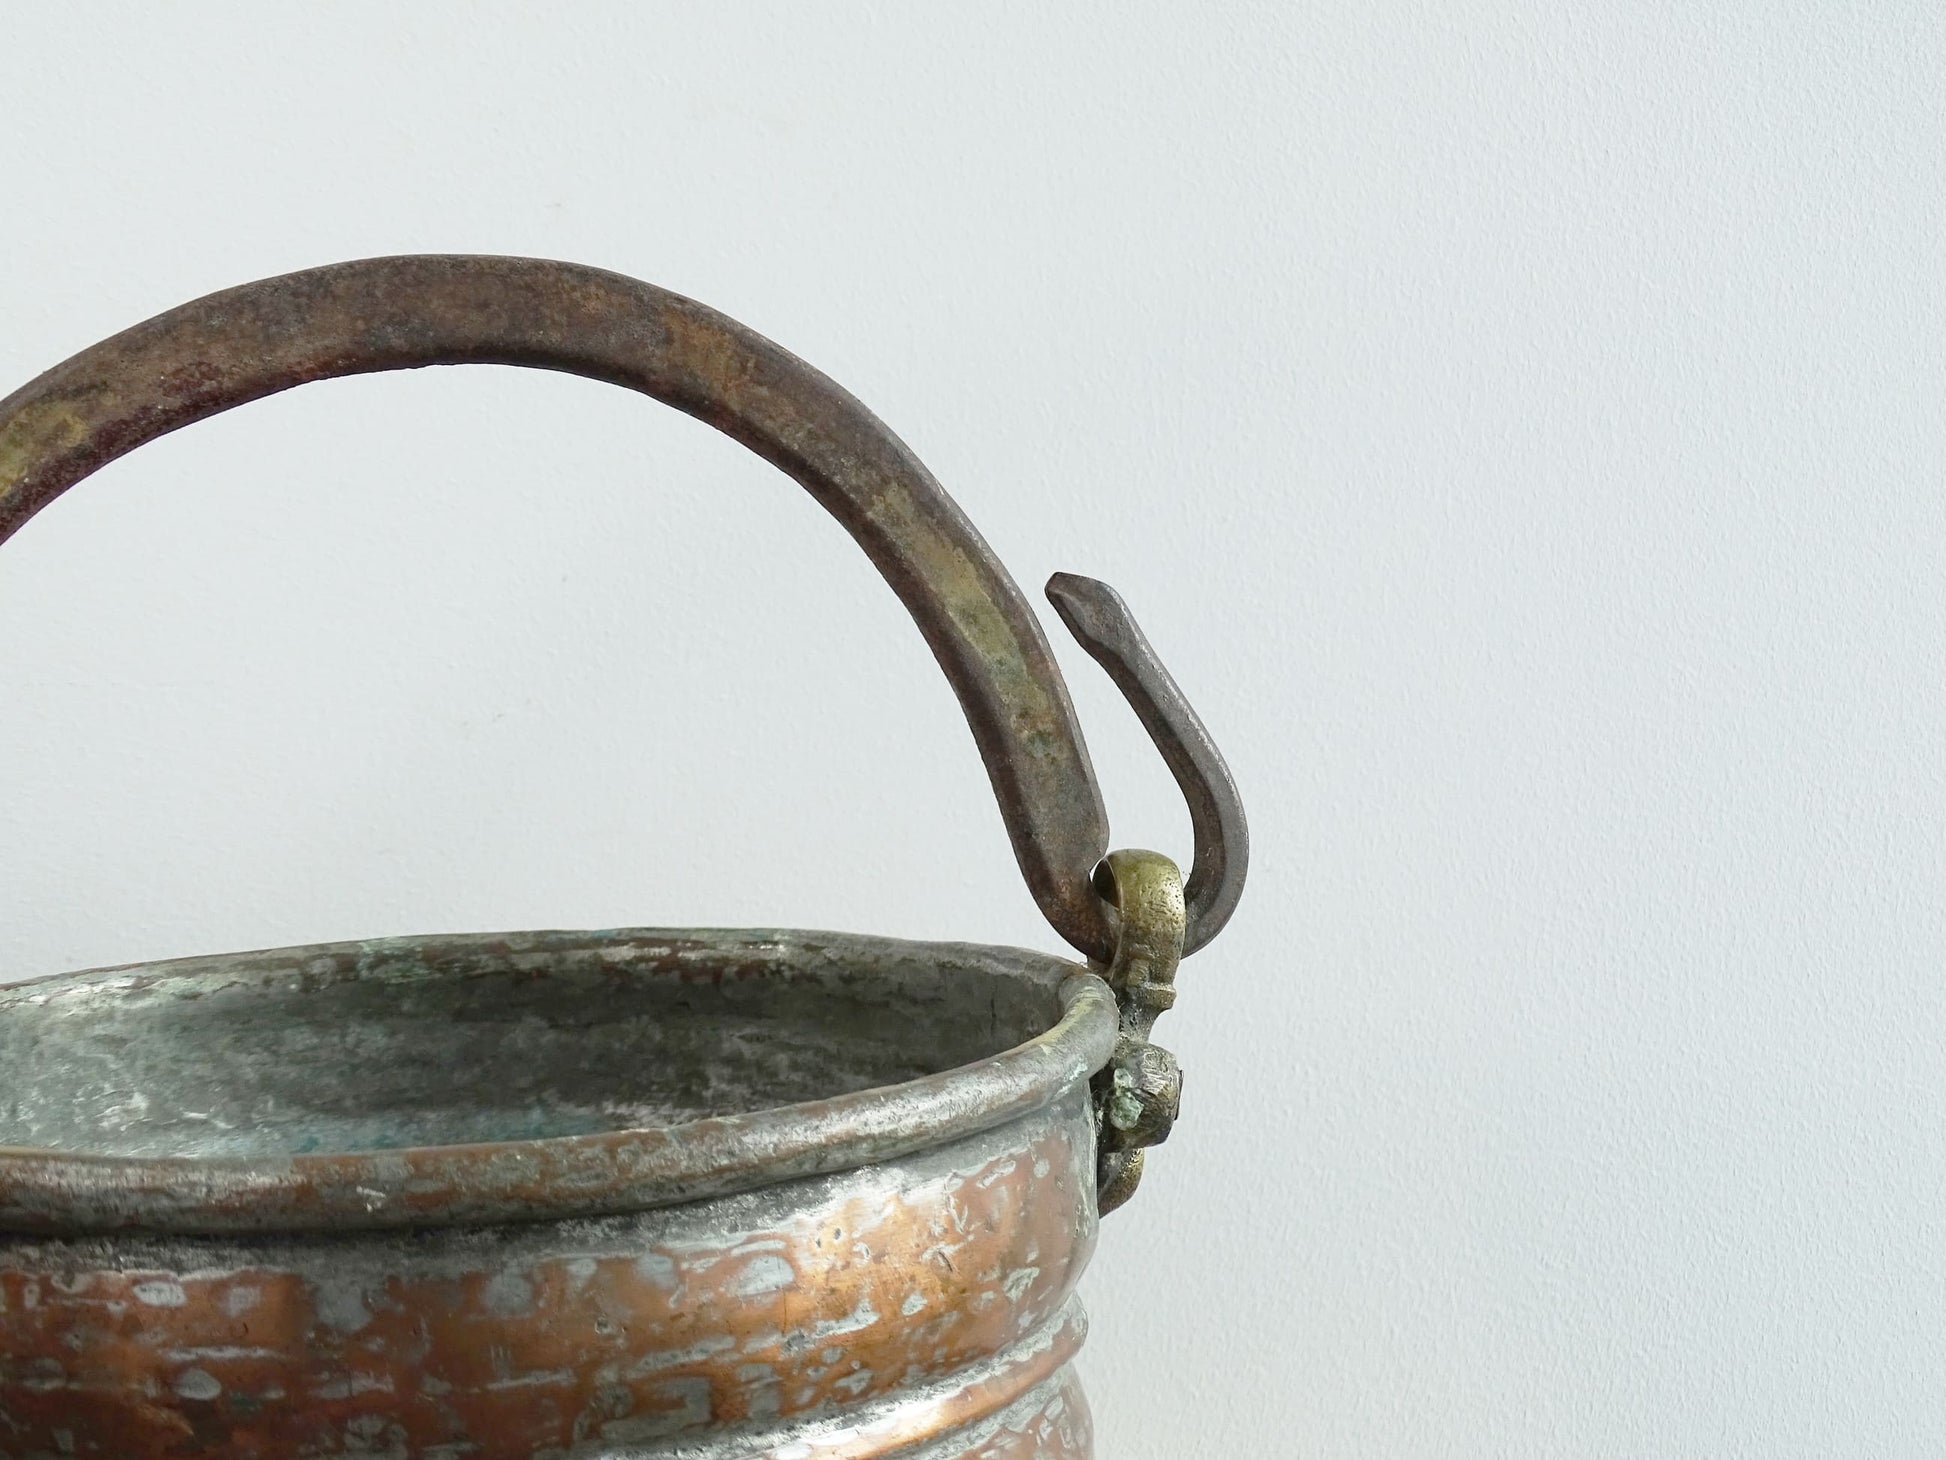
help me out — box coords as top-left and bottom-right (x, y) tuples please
(1091, 847), (1188, 1216)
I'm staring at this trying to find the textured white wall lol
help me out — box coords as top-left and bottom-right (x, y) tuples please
(5, 5), (1945, 1455)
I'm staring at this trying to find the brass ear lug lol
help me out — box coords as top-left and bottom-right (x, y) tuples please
(1090, 848), (1187, 1216)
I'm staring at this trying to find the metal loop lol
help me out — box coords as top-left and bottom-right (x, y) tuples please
(1091, 847), (1188, 1216)
(1046, 574), (1249, 955)
(0, 256), (1121, 957)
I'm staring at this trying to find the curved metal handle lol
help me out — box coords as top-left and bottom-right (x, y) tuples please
(1046, 575), (1248, 955)
(0, 255), (1247, 961)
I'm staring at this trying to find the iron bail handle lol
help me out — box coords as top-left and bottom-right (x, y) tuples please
(0, 255), (1245, 960)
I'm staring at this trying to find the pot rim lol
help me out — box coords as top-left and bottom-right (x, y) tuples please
(0, 928), (1117, 1237)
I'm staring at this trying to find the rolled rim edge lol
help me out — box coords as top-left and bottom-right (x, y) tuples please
(0, 929), (1118, 1237)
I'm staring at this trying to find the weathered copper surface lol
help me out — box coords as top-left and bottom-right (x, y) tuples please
(1, 1107), (1096, 1454)
(0, 934), (1102, 1455)
(0, 258), (1251, 1456)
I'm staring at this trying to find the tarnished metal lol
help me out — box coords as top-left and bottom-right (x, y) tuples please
(0, 933), (1120, 1236)
(1046, 575), (1249, 956)
(0, 255), (1124, 961)
(1, 933), (1104, 1457)
(1086, 851), (1189, 1217)
(0, 258), (1249, 1456)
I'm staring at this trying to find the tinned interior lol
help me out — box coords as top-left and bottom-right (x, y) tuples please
(0, 930), (1069, 1160)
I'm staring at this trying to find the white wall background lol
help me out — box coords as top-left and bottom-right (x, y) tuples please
(5, 5), (1945, 1455)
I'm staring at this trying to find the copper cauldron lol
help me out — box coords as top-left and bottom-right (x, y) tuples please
(0, 256), (1247, 1458)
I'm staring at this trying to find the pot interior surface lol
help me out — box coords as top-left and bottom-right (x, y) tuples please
(0, 930), (1069, 1161)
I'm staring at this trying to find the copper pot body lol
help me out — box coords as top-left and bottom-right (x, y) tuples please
(0, 931), (1116, 1458)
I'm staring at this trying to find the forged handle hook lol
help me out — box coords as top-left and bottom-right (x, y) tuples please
(1047, 573), (1248, 957)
